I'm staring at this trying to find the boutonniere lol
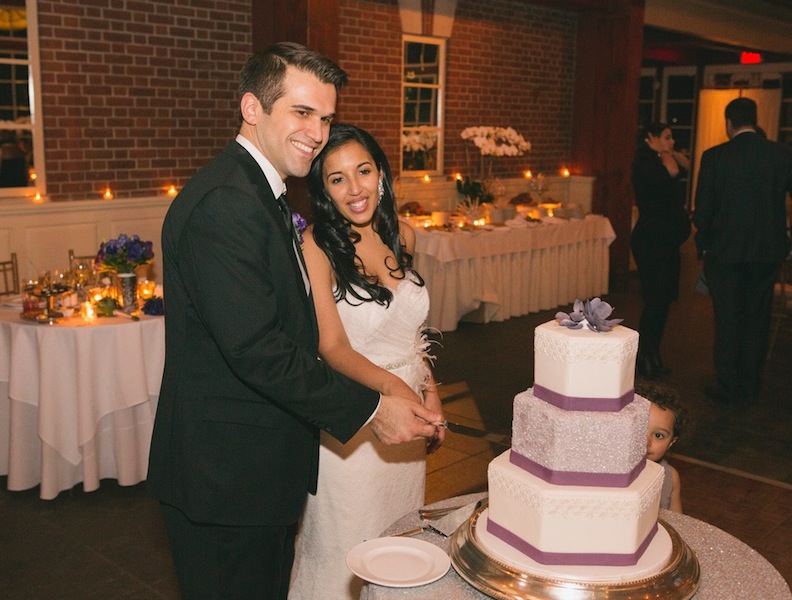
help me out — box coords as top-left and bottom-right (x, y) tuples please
(291, 212), (308, 247)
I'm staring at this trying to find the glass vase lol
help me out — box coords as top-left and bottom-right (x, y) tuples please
(116, 272), (138, 313)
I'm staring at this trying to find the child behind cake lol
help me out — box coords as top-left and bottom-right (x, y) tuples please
(637, 382), (688, 513)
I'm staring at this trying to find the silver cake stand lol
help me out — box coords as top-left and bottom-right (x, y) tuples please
(450, 502), (700, 599)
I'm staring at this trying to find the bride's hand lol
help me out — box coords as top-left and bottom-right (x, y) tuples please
(423, 385), (445, 454)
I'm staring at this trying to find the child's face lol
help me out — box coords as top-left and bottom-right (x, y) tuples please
(647, 403), (677, 462)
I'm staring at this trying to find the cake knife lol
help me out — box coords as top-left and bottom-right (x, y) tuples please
(432, 420), (511, 447)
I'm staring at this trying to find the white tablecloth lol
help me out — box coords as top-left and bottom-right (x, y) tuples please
(412, 215), (616, 331)
(0, 308), (164, 499)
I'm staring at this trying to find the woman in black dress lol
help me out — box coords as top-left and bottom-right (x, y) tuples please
(631, 122), (691, 379)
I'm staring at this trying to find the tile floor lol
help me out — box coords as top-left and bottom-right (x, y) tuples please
(1, 238), (791, 597)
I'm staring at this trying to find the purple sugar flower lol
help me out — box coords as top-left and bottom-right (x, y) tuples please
(556, 297), (623, 332)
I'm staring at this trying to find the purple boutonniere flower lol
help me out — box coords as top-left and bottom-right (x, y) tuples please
(291, 212), (308, 245)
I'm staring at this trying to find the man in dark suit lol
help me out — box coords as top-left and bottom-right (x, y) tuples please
(694, 97), (792, 405)
(147, 43), (442, 599)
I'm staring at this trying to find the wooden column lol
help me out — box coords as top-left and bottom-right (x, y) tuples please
(571, 0), (645, 290)
(251, 0), (342, 220)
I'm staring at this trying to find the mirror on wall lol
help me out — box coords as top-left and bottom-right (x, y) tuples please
(0, 1), (44, 198)
(401, 35), (445, 177)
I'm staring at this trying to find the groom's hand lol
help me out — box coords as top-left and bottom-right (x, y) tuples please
(369, 394), (442, 445)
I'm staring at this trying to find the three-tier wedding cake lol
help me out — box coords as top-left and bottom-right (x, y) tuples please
(484, 299), (666, 567)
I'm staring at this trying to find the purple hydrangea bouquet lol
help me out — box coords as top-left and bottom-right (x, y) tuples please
(96, 234), (154, 274)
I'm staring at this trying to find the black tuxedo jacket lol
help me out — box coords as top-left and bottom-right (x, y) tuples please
(694, 131), (792, 263)
(148, 141), (379, 526)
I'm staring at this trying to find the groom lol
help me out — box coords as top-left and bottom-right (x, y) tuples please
(147, 42), (442, 599)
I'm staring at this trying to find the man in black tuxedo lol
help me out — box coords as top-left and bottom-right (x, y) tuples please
(694, 97), (792, 405)
(147, 43), (442, 599)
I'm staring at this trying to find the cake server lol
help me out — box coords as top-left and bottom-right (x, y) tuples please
(432, 420), (511, 447)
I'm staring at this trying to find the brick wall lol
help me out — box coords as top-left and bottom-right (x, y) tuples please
(35, 0), (575, 201)
(37, 0), (252, 201)
(336, 0), (577, 180)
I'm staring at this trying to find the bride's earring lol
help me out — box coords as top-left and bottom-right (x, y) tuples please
(378, 178), (384, 205)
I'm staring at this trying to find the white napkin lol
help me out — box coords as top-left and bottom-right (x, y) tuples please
(427, 499), (485, 537)
(1, 295), (23, 309)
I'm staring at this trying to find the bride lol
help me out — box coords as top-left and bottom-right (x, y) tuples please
(289, 123), (445, 599)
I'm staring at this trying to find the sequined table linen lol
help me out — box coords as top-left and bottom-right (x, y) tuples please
(360, 492), (791, 599)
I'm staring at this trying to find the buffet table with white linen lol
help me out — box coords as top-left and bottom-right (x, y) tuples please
(412, 215), (616, 331)
(0, 308), (164, 499)
(361, 492), (792, 599)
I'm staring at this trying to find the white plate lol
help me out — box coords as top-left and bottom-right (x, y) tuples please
(346, 536), (450, 587)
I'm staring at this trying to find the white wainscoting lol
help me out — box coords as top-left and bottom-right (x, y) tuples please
(395, 175), (595, 214)
(0, 197), (172, 281)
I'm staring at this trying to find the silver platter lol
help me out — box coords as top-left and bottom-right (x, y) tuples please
(449, 503), (700, 599)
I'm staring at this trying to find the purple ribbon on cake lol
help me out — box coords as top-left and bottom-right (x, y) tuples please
(486, 518), (658, 567)
(533, 384), (634, 412)
(510, 450), (646, 487)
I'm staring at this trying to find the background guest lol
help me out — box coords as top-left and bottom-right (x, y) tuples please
(631, 122), (692, 379)
(693, 97), (792, 405)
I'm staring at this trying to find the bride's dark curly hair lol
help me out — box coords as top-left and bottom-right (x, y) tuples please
(308, 123), (424, 306)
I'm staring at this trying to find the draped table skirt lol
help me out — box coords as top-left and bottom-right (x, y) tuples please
(412, 215), (616, 332)
(0, 309), (164, 499)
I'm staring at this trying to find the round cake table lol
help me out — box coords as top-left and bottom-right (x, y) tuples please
(360, 492), (791, 600)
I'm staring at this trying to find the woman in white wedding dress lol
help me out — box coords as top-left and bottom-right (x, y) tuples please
(289, 124), (445, 600)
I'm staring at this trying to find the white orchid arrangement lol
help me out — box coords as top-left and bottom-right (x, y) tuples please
(460, 126), (531, 157)
(401, 126), (438, 152)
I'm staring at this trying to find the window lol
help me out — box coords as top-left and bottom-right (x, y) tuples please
(0, 1), (44, 198)
(401, 35), (445, 177)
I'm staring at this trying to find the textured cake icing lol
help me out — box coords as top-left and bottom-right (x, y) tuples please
(511, 390), (650, 486)
(485, 314), (664, 567)
(533, 320), (639, 410)
(487, 452), (664, 565)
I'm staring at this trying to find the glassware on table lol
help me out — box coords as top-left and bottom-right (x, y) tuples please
(137, 278), (156, 301)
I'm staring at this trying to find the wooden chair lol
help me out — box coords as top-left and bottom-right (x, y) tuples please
(0, 252), (20, 296)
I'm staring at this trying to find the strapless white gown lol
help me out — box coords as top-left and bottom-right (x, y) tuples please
(289, 278), (432, 600)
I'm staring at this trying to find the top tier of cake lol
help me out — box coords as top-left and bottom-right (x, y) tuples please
(533, 320), (639, 411)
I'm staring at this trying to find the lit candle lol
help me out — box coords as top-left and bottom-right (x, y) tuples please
(33, 192), (44, 204)
(167, 184), (178, 197)
(82, 301), (96, 323)
(524, 170), (533, 179)
(422, 174), (431, 183)
(454, 172), (463, 181)
(561, 167), (570, 177)
(137, 279), (156, 300)
(103, 186), (114, 200)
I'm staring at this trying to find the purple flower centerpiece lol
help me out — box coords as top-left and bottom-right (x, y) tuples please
(291, 212), (308, 245)
(95, 234), (154, 274)
(555, 297), (623, 332)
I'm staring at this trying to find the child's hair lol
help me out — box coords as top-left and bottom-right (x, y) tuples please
(635, 382), (688, 441)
